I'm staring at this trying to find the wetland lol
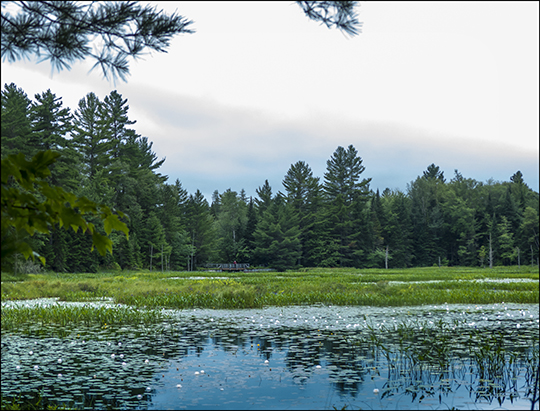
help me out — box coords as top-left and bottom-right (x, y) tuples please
(1, 267), (539, 410)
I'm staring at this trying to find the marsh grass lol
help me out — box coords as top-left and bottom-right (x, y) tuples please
(1, 303), (166, 330)
(2, 266), (538, 310)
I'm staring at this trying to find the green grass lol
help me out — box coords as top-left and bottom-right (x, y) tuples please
(1, 266), (538, 310)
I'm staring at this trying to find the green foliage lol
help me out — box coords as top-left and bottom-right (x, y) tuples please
(1, 149), (128, 269)
(1, 1), (194, 83)
(2, 83), (538, 273)
(1, 266), (537, 310)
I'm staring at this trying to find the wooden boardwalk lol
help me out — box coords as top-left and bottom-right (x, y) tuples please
(204, 263), (250, 272)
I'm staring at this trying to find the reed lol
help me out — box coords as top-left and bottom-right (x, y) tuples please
(2, 266), (538, 310)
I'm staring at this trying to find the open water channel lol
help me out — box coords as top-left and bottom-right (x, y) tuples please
(1, 300), (539, 410)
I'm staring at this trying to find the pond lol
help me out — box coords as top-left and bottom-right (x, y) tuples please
(1, 301), (539, 410)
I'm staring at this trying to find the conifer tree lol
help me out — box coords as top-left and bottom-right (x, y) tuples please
(323, 145), (371, 266)
(1, 83), (32, 158)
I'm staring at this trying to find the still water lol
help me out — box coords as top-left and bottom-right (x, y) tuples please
(2, 302), (539, 410)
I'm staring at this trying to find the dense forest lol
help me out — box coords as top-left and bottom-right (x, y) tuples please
(2, 83), (539, 273)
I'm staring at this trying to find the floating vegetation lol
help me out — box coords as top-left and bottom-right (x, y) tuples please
(1, 303), (538, 410)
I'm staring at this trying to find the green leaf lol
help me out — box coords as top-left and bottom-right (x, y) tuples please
(91, 231), (113, 256)
(103, 214), (129, 238)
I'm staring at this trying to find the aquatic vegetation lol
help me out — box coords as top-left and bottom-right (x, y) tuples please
(1, 303), (538, 410)
(1, 302), (168, 331)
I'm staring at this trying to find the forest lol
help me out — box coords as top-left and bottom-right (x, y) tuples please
(2, 83), (539, 273)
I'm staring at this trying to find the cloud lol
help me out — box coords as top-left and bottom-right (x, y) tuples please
(124, 86), (539, 200)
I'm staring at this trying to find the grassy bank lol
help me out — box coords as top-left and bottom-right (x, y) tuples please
(1, 266), (538, 310)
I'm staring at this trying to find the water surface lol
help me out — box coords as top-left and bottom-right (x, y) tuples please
(2, 302), (538, 410)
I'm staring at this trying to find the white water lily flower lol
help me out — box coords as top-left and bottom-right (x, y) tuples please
(58, 373), (62, 378)
(29, 351), (33, 355)
(146, 387), (151, 392)
(58, 358), (62, 363)
(120, 354), (124, 358)
(111, 354), (115, 359)
(34, 365), (39, 370)
(137, 394), (142, 400)
(122, 362), (127, 367)
(144, 359), (149, 364)
(315, 365), (322, 369)
(373, 389), (379, 394)
(176, 384), (182, 388)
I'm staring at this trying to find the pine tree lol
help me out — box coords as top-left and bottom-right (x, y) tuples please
(252, 195), (301, 271)
(282, 161), (321, 266)
(101, 90), (135, 159)
(255, 180), (273, 217)
(185, 190), (216, 267)
(72, 92), (111, 179)
(1, 83), (32, 158)
(322, 145), (371, 266)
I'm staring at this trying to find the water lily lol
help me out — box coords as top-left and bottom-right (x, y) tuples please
(195, 371), (200, 375)
(34, 365), (39, 370)
(144, 359), (149, 364)
(122, 362), (127, 367)
(58, 373), (62, 378)
(373, 389), (379, 394)
(176, 384), (182, 388)
(111, 354), (115, 359)
(29, 350), (33, 355)
(137, 394), (143, 400)
(146, 387), (151, 392)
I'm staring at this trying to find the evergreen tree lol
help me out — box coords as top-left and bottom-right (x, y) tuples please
(72, 92), (111, 179)
(521, 207), (539, 265)
(185, 190), (216, 267)
(408, 165), (449, 266)
(323, 145), (371, 266)
(28, 90), (71, 154)
(255, 180), (273, 217)
(242, 198), (258, 263)
(1, 83), (32, 158)
(252, 195), (301, 271)
(101, 90), (135, 159)
(282, 161), (321, 266)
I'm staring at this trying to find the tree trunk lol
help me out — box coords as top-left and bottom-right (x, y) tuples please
(150, 244), (153, 271)
(385, 245), (388, 269)
(489, 233), (493, 269)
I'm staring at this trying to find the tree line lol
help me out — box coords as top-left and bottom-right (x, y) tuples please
(2, 83), (539, 272)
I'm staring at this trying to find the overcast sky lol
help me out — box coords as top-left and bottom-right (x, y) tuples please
(2, 1), (539, 201)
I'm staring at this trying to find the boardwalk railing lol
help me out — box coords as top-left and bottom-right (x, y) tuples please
(204, 263), (250, 271)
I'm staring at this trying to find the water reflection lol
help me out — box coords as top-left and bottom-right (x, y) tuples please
(1, 303), (538, 410)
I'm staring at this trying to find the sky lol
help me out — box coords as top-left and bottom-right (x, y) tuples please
(2, 1), (539, 201)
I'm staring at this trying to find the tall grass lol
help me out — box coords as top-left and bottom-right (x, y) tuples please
(1, 266), (538, 309)
(1, 303), (166, 330)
